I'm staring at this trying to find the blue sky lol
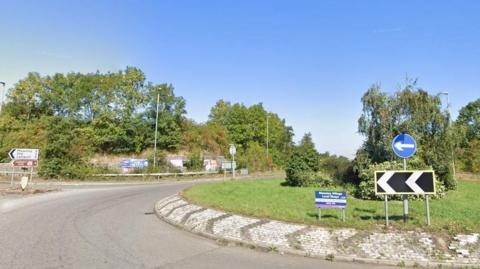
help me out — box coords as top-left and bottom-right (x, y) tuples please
(1, 1), (479, 157)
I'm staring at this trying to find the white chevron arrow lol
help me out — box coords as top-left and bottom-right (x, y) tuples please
(378, 171), (395, 193)
(406, 171), (424, 193)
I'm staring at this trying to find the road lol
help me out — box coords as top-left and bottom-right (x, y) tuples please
(0, 182), (395, 269)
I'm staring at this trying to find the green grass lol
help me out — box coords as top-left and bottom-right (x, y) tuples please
(183, 178), (480, 233)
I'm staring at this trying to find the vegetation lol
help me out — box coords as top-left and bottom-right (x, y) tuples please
(355, 80), (457, 193)
(455, 98), (480, 173)
(1, 68), (478, 187)
(0, 68), (295, 178)
(184, 178), (480, 233)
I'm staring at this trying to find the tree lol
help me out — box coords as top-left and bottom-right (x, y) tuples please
(284, 133), (332, 187)
(455, 98), (480, 173)
(457, 98), (480, 140)
(143, 83), (186, 152)
(208, 100), (294, 169)
(357, 79), (456, 191)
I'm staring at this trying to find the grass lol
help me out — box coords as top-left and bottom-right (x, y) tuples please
(183, 178), (480, 233)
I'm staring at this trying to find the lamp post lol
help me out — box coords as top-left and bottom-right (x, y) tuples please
(438, 91), (456, 179)
(153, 91), (160, 167)
(266, 114), (269, 159)
(0, 81), (5, 113)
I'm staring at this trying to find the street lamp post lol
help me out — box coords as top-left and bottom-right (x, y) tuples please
(438, 91), (456, 179)
(266, 114), (269, 159)
(0, 81), (5, 113)
(153, 91), (160, 167)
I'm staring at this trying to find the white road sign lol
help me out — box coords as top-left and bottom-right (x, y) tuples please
(229, 144), (236, 156)
(8, 148), (39, 160)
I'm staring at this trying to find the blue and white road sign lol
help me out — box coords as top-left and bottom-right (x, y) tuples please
(392, 133), (417, 159)
(120, 159), (148, 169)
(315, 191), (347, 209)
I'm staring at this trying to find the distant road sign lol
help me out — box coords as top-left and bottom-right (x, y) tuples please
(392, 134), (417, 159)
(375, 171), (436, 195)
(221, 161), (236, 170)
(229, 144), (236, 156)
(120, 159), (148, 169)
(315, 191), (347, 209)
(11, 160), (38, 167)
(9, 148), (39, 160)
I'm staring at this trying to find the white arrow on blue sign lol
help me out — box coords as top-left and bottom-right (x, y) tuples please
(392, 133), (417, 159)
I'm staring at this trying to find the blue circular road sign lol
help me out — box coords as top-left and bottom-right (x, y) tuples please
(392, 133), (417, 159)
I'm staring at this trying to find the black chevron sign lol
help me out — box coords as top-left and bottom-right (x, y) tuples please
(375, 171), (436, 195)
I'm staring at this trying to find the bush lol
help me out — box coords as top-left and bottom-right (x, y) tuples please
(285, 144), (332, 187)
(38, 117), (91, 180)
(185, 153), (204, 171)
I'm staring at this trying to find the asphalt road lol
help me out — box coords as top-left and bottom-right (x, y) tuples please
(0, 182), (395, 269)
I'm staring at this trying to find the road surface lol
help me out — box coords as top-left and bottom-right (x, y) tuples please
(0, 182), (395, 269)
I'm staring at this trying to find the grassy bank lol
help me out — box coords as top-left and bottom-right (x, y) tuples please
(183, 178), (480, 233)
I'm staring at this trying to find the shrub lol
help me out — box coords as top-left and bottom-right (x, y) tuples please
(285, 145), (333, 187)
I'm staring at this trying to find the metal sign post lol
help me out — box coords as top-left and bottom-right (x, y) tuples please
(375, 170), (436, 226)
(403, 158), (409, 223)
(229, 144), (236, 179)
(392, 134), (417, 224)
(384, 195), (389, 226)
(315, 191), (347, 222)
(425, 194), (431, 226)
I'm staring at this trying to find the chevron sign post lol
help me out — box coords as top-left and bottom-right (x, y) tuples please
(375, 171), (436, 195)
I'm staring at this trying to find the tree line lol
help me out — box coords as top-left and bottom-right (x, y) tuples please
(0, 68), (295, 178)
(1, 68), (478, 196)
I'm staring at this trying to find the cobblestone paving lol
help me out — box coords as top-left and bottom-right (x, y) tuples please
(155, 195), (480, 266)
(248, 221), (305, 249)
(298, 228), (357, 256)
(213, 215), (259, 241)
(169, 204), (203, 224)
(184, 208), (226, 233)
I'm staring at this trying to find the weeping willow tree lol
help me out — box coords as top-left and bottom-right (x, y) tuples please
(356, 79), (457, 191)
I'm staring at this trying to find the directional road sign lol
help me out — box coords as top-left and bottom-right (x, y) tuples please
(229, 144), (236, 156)
(11, 159), (38, 167)
(8, 148), (39, 160)
(392, 134), (417, 159)
(375, 171), (436, 195)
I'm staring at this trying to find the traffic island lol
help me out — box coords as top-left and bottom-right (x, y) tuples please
(155, 194), (480, 267)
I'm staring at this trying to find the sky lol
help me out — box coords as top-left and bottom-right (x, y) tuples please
(1, 0), (479, 157)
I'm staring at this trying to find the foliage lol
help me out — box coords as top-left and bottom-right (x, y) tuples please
(455, 98), (480, 173)
(457, 98), (480, 140)
(209, 100), (294, 169)
(38, 117), (90, 179)
(285, 133), (324, 186)
(319, 152), (355, 184)
(184, 178), (480, 232)
(181, 120), (229, 155)
(185, 153), (204, 171)
(236, 142), (271, 172)
(357, 80), (456, 192)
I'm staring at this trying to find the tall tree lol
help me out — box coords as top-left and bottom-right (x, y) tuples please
(357, 80), (456, 190)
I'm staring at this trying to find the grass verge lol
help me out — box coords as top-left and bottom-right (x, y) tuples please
(183, 178), (480, 233)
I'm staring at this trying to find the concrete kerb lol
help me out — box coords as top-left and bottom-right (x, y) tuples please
(154, 194), (480, 268)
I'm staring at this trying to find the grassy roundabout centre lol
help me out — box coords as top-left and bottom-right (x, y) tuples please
(183, 178), (480, 233)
